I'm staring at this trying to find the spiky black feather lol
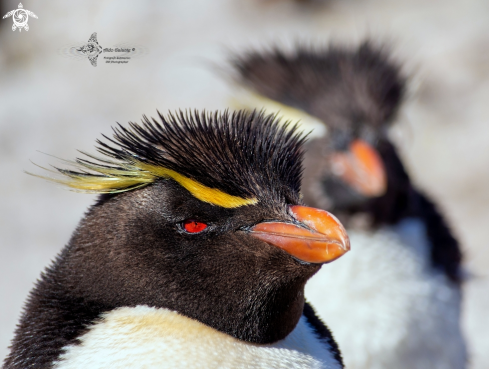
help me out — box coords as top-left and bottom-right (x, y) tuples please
(233, 41), (405, 131)
(59, 110), (307, 202)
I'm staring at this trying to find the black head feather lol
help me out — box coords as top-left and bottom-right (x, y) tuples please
(233, 41), (405, 134)
(54, 110), (306, 205)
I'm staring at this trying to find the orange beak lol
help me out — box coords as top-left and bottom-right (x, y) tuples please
(330, 139), (387, 197)
(249, 205), (350, 264)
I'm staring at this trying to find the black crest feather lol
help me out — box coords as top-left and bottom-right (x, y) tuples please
(40, 110), (307, 204)
(232, 41), (405, 130)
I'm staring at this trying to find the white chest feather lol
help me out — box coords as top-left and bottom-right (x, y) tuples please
(54, 306), (341, 369)
(305, 218), (466, 369)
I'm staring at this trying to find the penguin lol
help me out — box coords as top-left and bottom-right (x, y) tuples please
(3, 110), (350, 369)
(231, 42), (467, 369)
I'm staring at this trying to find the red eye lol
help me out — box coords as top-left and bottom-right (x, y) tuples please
(183, 220), (208, 233)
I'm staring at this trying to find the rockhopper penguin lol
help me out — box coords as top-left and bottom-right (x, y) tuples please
(231, 42), (467, 369)
(4, 110), (350, 369)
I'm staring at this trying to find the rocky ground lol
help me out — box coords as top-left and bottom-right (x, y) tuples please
(1, 0), (488, 367)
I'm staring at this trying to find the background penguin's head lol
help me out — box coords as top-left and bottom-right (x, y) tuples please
(232, 42), (406, 212)
(34, 110), (349, 344)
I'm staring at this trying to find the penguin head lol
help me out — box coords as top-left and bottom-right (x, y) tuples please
(35, 110), (349, 344)
(232, 42), (406, 211)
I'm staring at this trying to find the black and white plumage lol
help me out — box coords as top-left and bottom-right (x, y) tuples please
(4, 110), (349, 369)
(232, 43), (467, 369)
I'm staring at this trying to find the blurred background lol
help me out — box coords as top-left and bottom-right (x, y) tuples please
(0, 0), (488, 367)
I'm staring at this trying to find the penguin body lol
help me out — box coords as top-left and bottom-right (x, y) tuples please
(232, 43), (466, 369)
(4, 111), (348, 369)
(53, 306), (342, 369)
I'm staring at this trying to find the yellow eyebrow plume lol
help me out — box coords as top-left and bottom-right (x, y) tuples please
(229, 89), (327, 139)
(30, 158), (257, 209)
(139, 164), (258, 208)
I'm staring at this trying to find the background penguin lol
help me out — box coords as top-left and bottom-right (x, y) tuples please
(3, 110), (350, 369)
(231, 42), (467, 369)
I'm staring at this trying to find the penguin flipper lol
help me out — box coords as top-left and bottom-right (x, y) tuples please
(416, 191), (463, 284)
(303, 301), (344, 368)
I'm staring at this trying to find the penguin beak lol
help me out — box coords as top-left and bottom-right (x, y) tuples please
(330, 139), (387, 197)
(249, 205), (350, 264)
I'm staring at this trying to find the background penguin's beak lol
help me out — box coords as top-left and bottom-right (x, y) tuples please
(330, 139), (387, 197)
(249, 205), (350, 264)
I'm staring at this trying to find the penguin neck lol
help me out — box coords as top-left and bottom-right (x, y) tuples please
(154, 268), (310, 345)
